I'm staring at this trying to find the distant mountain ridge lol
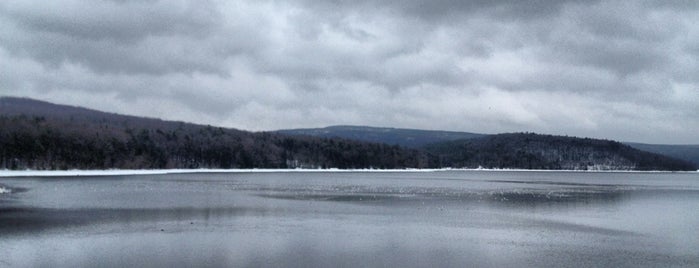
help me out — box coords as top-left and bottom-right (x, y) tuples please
(624, 143), (699, 167)
(276, 125), (485, 148)
(0, 97), (196, 132)
(1, 96), (696, 171)
(276, 126), (699, 167)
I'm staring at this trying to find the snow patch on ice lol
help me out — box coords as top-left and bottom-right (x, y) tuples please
(0, 186), (10, 194)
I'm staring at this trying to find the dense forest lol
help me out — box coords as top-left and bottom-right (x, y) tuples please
(0, 97), (696, 171)
(0, 98), (431, 170)
(0, 115), (432, 170)
(424, 133), (697, 171)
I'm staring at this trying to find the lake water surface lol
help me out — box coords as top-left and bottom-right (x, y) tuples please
(1, 171), (698, 267)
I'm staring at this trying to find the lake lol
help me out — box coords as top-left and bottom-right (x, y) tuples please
(1, 170), (698, 267)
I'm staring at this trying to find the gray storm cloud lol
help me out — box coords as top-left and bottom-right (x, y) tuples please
(0, 0), (697, 144)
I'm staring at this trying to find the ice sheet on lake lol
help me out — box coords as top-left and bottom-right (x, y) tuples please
(0, 168), (446, 177)
(0, 168), (693, 178)
(0, 168), (503, 177)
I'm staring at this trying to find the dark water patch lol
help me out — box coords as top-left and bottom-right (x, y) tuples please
(254, 187), (632, 207)
(483, 179), (650, 188)
(526, 247), (699, 268)
(523, 217), (639, 237)
(488, 188), (629, 205)
(253, 186), (686, 208)
(256, 193), (408, 202)
(0, 206), (263, 235)
(484, 187), (699, 208)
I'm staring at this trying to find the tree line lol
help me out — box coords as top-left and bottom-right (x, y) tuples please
(424, 133), (696, 171)
(0, 115), (432, 170)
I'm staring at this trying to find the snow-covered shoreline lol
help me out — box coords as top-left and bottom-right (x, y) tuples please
(0, 168), (696, 177)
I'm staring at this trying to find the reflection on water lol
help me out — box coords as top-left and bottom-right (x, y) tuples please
(1, 171), (698, 267)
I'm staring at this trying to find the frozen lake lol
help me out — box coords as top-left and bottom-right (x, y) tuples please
(1, 171), (698, 267)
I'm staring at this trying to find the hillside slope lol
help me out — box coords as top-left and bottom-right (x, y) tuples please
(0, 97), (431, 170)
(277, 125), (699, 167)
(626, 143), (699, 167)
(425, 133), (696, 171)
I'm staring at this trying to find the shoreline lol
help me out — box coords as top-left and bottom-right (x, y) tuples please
(0, 168), (696, 177)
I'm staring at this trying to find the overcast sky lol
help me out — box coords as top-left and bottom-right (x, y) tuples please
(1, 0), (697, 144)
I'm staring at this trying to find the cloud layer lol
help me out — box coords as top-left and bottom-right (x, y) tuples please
(1, 0), (697, 144)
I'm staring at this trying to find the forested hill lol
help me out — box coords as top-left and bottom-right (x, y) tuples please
(277, 126), (699, 166)
(424, 133), (697, 171)
(1, 97), (695, 171)
(276, 125), (485, 148)
(0, 97), (431, 170)
(625, 143), (699, 167)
